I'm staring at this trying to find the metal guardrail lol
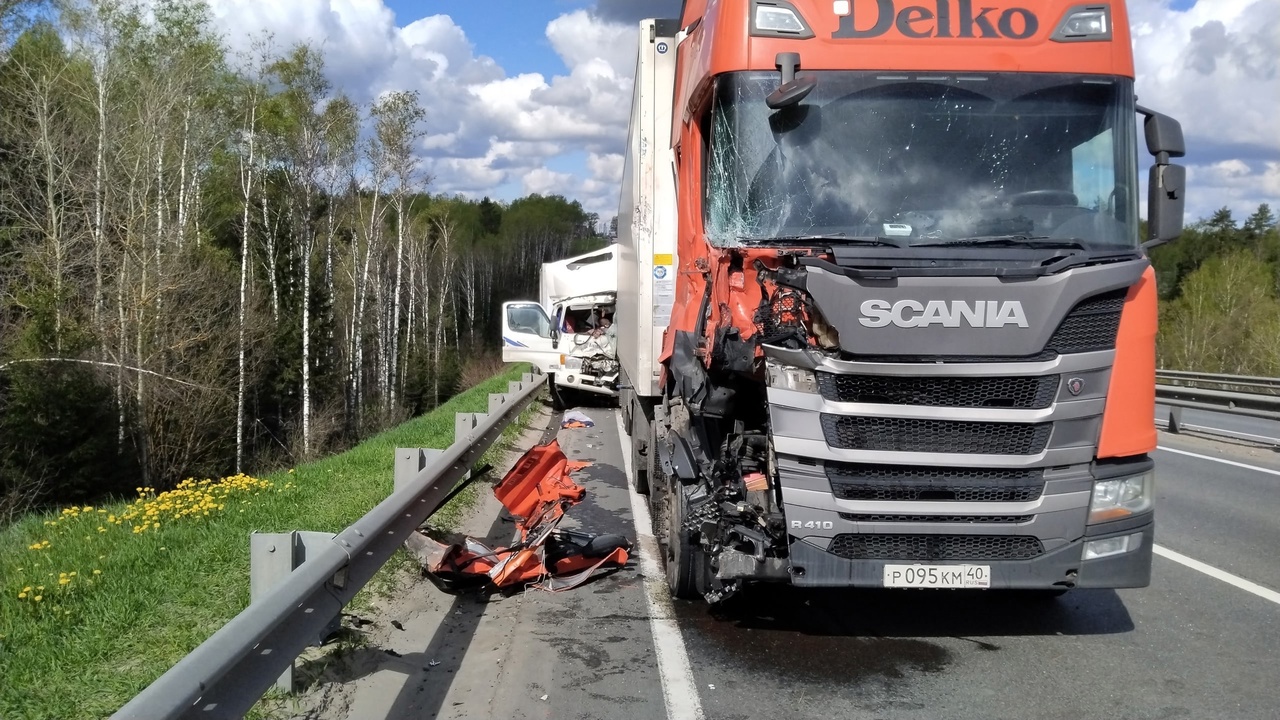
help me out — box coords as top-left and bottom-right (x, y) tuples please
(1156, 369), (1280, 423)
(1156, 369), (1280, 443)
(113, 372), (544, 720)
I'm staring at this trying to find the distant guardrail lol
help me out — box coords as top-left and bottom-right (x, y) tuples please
(113, 372), (544, 719)
(1156, 369), (1280, 441)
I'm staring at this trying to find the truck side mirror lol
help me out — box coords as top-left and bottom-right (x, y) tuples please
(1137, 106), (1185, 159)
(1146, 163), (1185, 248)
(1136, 106), (1186, 249)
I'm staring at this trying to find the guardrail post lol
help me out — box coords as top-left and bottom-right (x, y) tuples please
(1168, 406), (1183, 434)
(489, 393), (507, 414)
(249, 530), (339, 693)
(455, 412), (477, 444)
(395, 448), (444, 493)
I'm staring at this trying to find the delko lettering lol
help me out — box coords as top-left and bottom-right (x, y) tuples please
(858, 299), (1030, 328)
(834, 0), (1039, 40)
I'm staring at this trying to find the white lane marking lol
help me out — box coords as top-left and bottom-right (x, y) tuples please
(616, 412), (705, 720)
(1153, 544), (1280, 606)
(1157, 445), (1280, 478)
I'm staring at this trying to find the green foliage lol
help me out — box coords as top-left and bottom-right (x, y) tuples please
(1155, 203), (1280, 374)
(0, 2), (608, 510)
(0, 364), (535, 720)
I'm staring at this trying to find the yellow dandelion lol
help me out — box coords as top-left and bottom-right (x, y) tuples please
(152, 522), (160, 529)
(58, 578), (70, 586)
(33, 595), (42, 602)
(18, 592), (27, 599)
(93, 569), (102, 575)
(83, 506), (93, 512)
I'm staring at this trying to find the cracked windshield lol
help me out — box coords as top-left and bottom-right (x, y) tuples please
(706, 71), (1139, 248)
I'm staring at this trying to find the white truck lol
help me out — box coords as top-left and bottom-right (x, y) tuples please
(501, 245), (621, 407)
(615, 18), (679, 497)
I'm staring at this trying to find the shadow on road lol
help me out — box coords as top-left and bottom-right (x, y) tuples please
(672, 583), (1135, 684)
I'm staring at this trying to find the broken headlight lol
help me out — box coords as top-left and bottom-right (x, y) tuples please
(765, 361), (818, 393)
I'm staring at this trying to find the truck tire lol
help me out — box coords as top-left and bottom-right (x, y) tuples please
(665, 480), (703, 600)
(647, 419), (665, 529)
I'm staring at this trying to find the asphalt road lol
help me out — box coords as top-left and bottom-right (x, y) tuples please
(320, 403), (1280, 720)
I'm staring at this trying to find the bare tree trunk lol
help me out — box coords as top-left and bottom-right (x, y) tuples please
(235, 104), (257, 473)
(389, 195), (406, 408)
(262, 197), (278, 323)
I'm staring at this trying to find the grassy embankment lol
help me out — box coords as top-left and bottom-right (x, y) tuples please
(0, 365), (540, 720)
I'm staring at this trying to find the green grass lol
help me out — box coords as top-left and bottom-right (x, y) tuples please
(0, 365), (540, 720)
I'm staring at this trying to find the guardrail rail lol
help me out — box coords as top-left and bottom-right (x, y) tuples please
(112, 372), (543, 720)
(1156, 369), (1280, 442)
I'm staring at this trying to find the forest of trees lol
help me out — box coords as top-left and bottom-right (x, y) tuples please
(1152, 203), (1280, 376)
(0, 0), (604, 513)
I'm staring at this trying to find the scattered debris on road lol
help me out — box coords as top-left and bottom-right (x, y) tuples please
(560, 410), (595, 428)
(407, 439), (629, 594)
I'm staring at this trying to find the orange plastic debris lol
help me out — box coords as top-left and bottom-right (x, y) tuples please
(421, 440), (629, 593)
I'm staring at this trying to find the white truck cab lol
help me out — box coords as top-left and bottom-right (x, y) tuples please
(501, 246), (620, 405)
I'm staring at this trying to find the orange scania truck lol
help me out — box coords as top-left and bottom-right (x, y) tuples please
(617, 0), (1186, 601)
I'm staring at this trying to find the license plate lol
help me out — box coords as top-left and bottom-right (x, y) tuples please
(883, 564), (991, 589)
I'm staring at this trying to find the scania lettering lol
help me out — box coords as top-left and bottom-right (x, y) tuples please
(616, 1), (1186, 603)
(858, 299), (1029, 328)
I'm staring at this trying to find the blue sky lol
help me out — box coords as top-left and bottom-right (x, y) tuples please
(383, 1), (588, 76)
(198, 0), (1275, 224)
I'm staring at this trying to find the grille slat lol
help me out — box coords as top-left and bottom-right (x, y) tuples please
(828, 533), (1045, 561)
(826, 463), (1046, 502)
(816, 373), (1059, 408)
(839, 513), (1034, 524)
(821, 415), (1052, 455)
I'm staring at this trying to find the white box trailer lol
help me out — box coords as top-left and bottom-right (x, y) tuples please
(501, 246), (620, 406)
(616, 18), (680, 492)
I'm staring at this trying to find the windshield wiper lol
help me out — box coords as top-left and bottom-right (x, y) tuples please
(738, 233), (902, 248)
(911, 235), (1087, 249)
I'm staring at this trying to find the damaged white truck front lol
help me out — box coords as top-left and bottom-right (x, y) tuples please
(501, 247), (621, 406)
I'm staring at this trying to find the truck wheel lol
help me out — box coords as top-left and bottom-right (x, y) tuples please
(647, 420), (665, 529)
(666, 481), (703, 600)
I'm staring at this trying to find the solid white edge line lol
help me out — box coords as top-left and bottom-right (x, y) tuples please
(1156, 445), (1280, 478)
(1152, 544), (1280, 606)
(616, 412), (706, 720)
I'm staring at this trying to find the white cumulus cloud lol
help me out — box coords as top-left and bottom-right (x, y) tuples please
(1130, 0), (1280, 220)
(197, 0), (1275, 224)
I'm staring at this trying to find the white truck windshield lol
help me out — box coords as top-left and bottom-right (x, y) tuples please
(705, 71), (1140, 249)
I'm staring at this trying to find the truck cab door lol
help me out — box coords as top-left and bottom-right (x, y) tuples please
(501, 301), (559, 371)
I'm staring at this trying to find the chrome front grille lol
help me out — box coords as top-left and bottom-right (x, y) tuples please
(816, 373), (1059, 408)
(828, 534), (1045, 561)
(826, 462), (1046, 502)
(820, 415), (1053, 455)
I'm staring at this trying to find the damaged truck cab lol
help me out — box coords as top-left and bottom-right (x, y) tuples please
(502, 247), (621, 405)
(619, 0), (1185, 601)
